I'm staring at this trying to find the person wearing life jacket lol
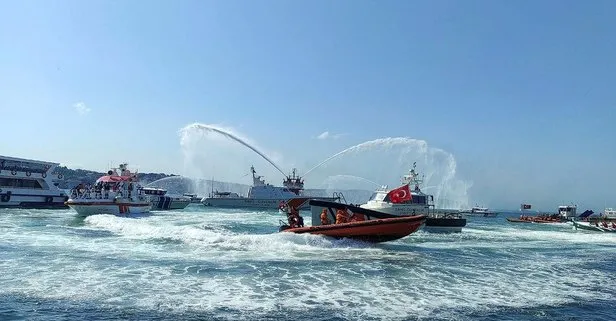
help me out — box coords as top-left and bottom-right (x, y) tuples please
(287, 212), (298, 228)
(349, 212), (366, 222)
(320, 209), (331, 225)
(335, 209), (349, 224)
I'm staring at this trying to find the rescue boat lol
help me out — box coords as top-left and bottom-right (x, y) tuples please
(279, 200), (425, 243)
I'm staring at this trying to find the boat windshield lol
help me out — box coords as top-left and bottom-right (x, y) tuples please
(368, 192), (388, 202)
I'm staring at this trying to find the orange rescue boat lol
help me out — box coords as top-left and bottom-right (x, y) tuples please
(279, 200), (425, 243)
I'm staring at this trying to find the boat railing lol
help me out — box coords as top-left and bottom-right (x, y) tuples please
(332, 191), (346, 204)
(69, 185), (146, 201)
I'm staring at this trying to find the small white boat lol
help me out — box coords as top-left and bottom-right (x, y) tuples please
(65, 164), (151, 217)
(460, 204), (498, 217)
(572, 220), (616, 233)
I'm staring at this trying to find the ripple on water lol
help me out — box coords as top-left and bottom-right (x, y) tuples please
(0, 209), (615, 320)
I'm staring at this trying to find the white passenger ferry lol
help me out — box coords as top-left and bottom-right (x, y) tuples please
(0, 155), (69, 209)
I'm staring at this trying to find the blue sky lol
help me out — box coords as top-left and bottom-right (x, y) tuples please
(1, 0), (615, 211)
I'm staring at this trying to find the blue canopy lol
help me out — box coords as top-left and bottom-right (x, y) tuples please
(578, 210), (594, 218)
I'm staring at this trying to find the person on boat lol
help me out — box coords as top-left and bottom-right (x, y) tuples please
(349, 212), (366, 222)
(287, 212), (298, 228)
(320, 209), (331, 225)
(335, 209), (349, 224)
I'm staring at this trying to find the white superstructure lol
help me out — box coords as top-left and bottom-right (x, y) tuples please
(558, 205), (577, 219)
(461, 205), (498, 217)
(360, 163), (434, 216)
(201, 166), (338, 209)
(0, 155), (69, 209)
(359, 163), (466, 232)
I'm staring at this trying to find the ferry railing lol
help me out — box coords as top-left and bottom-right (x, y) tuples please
(69, 186), (146, 201)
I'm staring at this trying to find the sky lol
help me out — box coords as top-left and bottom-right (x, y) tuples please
(1, 0), (615, 211)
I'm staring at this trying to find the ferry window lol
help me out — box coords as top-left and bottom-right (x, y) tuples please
(0, 178), (42, 189)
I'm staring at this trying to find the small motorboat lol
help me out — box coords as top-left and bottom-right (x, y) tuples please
(507, 208), (594, 224)
(572, 220), (616, 233)
(506, 216), (566, 224)
(279, 200), (425, 243)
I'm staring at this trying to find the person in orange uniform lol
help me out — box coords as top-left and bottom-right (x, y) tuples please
(335, 209), (349, 224)
(320, 209), (331, 225)
(349, 212), (365, 222)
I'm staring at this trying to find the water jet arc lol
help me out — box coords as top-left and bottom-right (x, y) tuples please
(182, 123), (287, 178)
(303, 138), (418, 177)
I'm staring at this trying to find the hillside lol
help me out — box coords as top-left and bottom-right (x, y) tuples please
(53, 166), (178, 189)
(53, 166), (375, 204)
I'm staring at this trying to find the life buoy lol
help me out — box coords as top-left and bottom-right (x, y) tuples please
(26, 171), (31, 177)
(58, 174), (63, 179)
(11, 170), (16, 176)
(45, 196), (53, 203)
(42, 173), (47, 178)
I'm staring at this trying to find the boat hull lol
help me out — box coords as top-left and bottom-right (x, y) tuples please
(423, 217), (466, 233)
(506, 217), (567, 224)
(0, 192), (69, 209)
(150, 196), (191, 211)
(356, 202), (466, 233)
(66, 201), (151, 217)
(203, 196), (337, 210)
(281, 216), (426, 243)
(572, 220), (616, 233)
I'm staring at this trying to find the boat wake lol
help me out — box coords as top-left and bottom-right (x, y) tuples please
(1, 209), (615, 321)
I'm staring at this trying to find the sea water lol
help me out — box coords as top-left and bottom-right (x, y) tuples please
(1, 207), (615, 321)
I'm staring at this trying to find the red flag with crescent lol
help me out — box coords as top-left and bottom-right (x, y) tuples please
(387, 184), (412, 204)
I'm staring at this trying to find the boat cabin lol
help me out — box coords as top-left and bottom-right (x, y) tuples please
(558, 205), (577, 218)
(210, 191), (241, 198)
(142, 187), (167, 196)
(604, 208), (616, 219)
(367, 191), (432, 205)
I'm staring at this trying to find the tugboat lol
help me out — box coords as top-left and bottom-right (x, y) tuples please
(358, 163), (466, 233)
(65, 163), (151, 217)
(201, 166), (339, 209)
(279, 199), (426, 243)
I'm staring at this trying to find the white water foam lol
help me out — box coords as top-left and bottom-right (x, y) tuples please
(1, 210), (615, 320)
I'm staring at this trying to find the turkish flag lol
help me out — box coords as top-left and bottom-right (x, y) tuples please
(387, 184), (412, 204)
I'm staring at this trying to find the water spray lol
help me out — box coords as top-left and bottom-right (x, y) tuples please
(303, 137), (426, 177)
(179, 123), (287, 178)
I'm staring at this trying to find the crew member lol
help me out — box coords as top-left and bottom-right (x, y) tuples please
(320, 209), (331, 225)
(349, 212), (365, 222)
(335, 209), (349, 224)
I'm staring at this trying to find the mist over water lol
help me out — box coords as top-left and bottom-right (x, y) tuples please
(178, 123), (471, 209)
(304, 138), (471, 209)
